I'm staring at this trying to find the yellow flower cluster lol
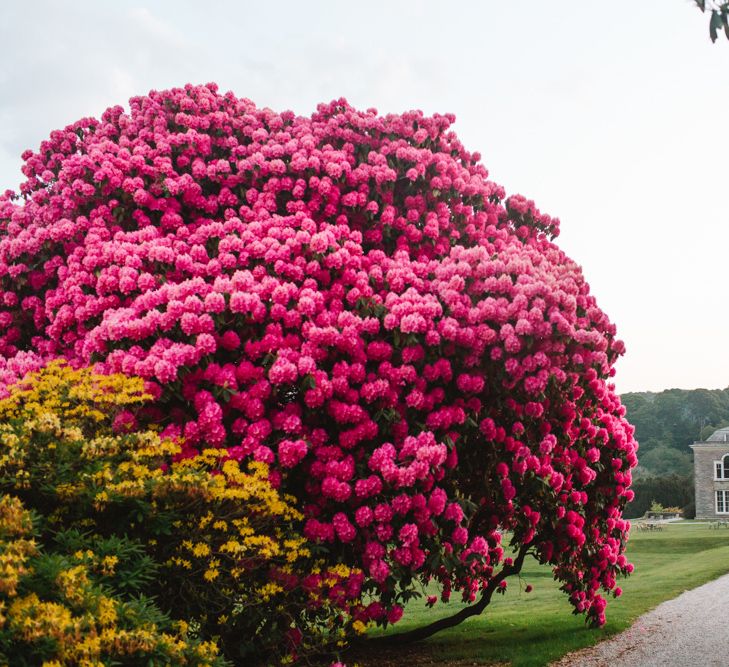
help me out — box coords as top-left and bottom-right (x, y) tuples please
(7, 592), (220, 666)
(160, 454), (314, 619)
(0, 495), (37, 598)
(0, 360), (155, 502)
(0, 359), (149, 424)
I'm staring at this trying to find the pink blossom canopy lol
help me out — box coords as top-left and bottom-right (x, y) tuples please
(0, 83), (637, 626)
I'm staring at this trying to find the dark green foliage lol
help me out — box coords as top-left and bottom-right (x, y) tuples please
(52, 529), (160, 595)
(621, 386), (729, 477)
(624, 474), (695, 519)
(620, 386), (729, 519)
(637, 446), (693, 478)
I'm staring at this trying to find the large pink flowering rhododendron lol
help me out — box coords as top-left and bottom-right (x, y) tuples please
(0, 84), (636, 632)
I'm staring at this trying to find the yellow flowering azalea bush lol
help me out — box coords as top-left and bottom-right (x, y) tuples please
(0, 362), (363, 665)
(0, 495), (224, 667)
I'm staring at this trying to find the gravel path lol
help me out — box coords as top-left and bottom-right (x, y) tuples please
(551, 572), (729, 667)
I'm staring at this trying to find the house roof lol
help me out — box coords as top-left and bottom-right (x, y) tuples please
(706, 426), (729, 442)
(690, 425), (729, 448)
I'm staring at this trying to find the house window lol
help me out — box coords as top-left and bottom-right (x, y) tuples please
(717, 490), (729, 514)
(714, 455), (729, 480)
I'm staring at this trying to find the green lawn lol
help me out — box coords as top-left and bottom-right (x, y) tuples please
(351, 523), (729, 666)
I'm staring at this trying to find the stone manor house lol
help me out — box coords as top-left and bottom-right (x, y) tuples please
(690, 426), (729, 519)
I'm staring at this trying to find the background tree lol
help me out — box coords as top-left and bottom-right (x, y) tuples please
(623, 474), (695, 519)
(622, 387), (729, 478)
(621, 386), (729, 519)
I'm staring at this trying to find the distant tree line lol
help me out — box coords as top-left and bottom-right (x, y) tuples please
(621, 387), (729, 518)
(623, 474), (695, 519)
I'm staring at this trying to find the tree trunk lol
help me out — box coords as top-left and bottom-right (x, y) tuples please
(361, 545), (529, 646)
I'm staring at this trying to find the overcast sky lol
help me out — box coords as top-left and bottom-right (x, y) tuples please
(1, 1), (728, 393)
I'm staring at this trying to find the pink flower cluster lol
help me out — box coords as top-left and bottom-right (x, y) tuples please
(0, 84), (637, 627)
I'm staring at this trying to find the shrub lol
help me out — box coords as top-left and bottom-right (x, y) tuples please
(0, 86), (637, 634)
(0, 494), (225, 667)
(0, 362), (361, 664)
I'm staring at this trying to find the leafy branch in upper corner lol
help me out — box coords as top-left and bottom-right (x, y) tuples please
(695, 0), (729, 42)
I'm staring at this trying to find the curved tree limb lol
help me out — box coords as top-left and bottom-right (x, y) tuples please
(361, 544), (530, 646)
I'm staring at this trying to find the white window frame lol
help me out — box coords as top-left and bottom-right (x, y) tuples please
(717, 490), (729, 514)
(713, 454), (729, 480)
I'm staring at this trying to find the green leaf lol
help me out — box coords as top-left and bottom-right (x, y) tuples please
(696, 0), (706, 12)
(710, 10), (722, 42)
